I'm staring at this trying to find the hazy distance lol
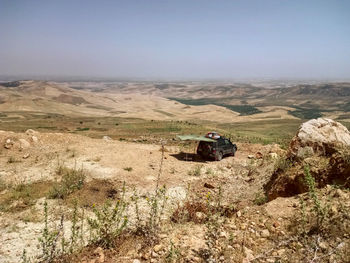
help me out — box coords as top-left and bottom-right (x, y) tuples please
(1, 0), (349, 80)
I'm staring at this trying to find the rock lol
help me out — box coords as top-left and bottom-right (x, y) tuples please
(195, 212), (206, 221)
(273, 221), (280, 228)
(266, 118), (350, 200)
(151, 251), (159, 258)
(236, 211), (242, 217)
(255, 152), (263, 159)
(269, 152), (278, 159)
(277, 249), (285, 256)
(204, 182), (215, 189)
(25, 129), (38, 135)
(103, 136), (112, 141)
(319, 241), (328, 250)
(261, 229), (270, 238)
(23, 153), (30, 159)
(132, 260), (141, 263)
(4, 139), (13, 149)
(243, 246), (254, 262)
(153, 244), (163, 253)
(288, 118), (350, 159)
(219, 231), (227, 238)
(334, 189), (347, 199)
(247, 155), (254, 159)
(31, 136), (38, 143)
(19, 139), (30, 149)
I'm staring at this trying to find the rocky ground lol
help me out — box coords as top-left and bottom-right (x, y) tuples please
(0, 118), (349, 263)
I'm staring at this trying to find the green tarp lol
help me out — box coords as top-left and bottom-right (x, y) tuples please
(176, 135), (216, 142)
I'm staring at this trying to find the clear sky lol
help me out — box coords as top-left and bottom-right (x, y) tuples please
(0, 0), (349, 80)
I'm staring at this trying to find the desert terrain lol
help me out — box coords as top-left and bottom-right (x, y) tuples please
(0, 80), (349, 263)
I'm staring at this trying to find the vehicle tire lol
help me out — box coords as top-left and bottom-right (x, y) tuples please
(216, 152), (223, 161)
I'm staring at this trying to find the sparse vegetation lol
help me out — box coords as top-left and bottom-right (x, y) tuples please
(188, 164), (203, 176)
(123, 167), (133, 172)
(87, 194), (128, 248)
(48, 166), (86, 199)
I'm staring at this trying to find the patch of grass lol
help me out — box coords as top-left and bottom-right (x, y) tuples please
(76, 127), (90, 131)
(274, 156), (292, 172)
(0, 181), (53, 212)
(48, 166), (86, 199)
(188, 165), (203, 176)
(254, 192), (268, 205)
(205, 167), (214, 176)
(169, 98), (262, 115)
(288, 108), (323, 119)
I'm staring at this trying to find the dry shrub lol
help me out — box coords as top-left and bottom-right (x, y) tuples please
(171, 200), (208, 224)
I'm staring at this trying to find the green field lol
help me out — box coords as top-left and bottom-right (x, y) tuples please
(0, 111), (304, 147)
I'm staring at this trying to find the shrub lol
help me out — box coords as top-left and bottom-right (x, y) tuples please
(188, 165), (203, 176)
(87, 184), (128, 248)
(48, 166), (85, 199)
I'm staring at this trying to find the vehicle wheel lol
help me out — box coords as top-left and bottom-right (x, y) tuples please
(216, 152), (223, 161)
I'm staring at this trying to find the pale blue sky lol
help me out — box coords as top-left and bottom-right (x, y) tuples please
(0, 0), (349, 79)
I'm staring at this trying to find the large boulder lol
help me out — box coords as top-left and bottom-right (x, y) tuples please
(266, 118), (350, 200)
(288, 118), (350, 159)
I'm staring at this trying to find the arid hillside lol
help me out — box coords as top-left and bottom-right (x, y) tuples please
(0, 118), (349, 263)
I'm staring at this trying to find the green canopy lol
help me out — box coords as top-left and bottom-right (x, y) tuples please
(176, 135), (216, 142)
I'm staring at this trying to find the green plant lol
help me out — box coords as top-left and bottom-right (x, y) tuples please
(274, 156), (292, 172)
(20, 249), (31, 263)
(205, 167), (214, 176)
(188, 165), (203, 176)
(303, 165), (327, 231)
(48, 166), (85, 199)
(165, 241), (180, 262)
(123, 167), (133, 172)
(254, 192), (268, 205)
(38, 201), (62, 262)
(87, 183), (128, 248)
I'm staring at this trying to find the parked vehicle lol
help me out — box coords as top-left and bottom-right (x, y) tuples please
(197, 132), (237, 161)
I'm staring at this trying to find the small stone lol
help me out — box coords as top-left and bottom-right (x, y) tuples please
(334, 189), (347, 199)
(237, 211), (242, 217)
(204, 182), (215, 189)
(4, 139), (13, 149)
(23, 153), (30, 159)
(269, 152), (278, 159)
(219, 231), (227, 238)
(255, 152), (263, 159)
(159, 234), (167, 239)
(330, 205), (338, 215)
(272, 251), (278, 256)
(195, 211), (205, 221)
(103, 136), (112, 141)
(261, 229), (270, 238)
(277, 249), (285, 256)
(319, 242), (328, 250)
(153, 244), (163, 253)
(243, 246), (254, 262)
(31, 136), (38, 143)
(151, 251), (159, 258)
(247, 155), (254, 159)
(133, 260), (141, 263)
(273, 221), (280, 228)
(241, 223), (247, 230)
